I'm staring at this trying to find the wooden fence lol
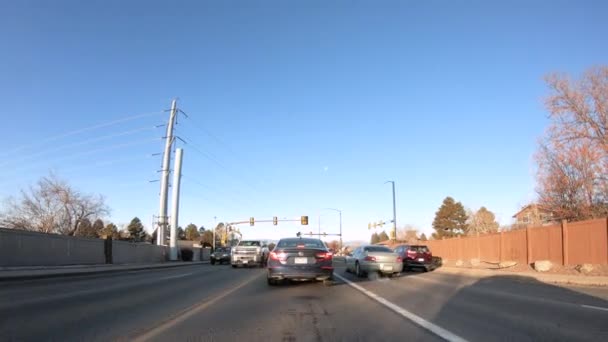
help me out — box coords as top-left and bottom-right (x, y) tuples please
(425, 218), (608, 265)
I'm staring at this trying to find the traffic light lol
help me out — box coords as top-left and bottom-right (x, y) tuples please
(250, 217), (254, 226)
(323, 232), (327, 237)
(301, 216), (309, 225)
(368, 222), (371, 230)
(273, 216), (278, 225)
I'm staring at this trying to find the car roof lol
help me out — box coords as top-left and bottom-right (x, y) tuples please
(278, 237), (322, 243)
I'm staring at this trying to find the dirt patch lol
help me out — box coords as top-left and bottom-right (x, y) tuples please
(440, 259), (608, 276)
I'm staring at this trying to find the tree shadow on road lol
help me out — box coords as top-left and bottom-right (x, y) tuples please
(427, 275), (608, 341)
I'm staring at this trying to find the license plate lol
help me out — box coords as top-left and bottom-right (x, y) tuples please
(383, 265), (393, 271)
(243, 259), (250, 264)
(294, 257), (307, 264)
(418, 258), (424, 262)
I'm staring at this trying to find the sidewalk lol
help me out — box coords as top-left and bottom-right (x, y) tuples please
(0, 261), (208, 281)
(435, 266), (608, 287)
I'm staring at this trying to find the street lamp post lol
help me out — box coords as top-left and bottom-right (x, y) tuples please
(384, 181), (397, 242)
(213, 216), (217, 251)
(324, 208), (343, 252)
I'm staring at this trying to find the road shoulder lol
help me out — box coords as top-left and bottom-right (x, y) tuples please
(435, 266), (608, 287)
(0, 261), (208, 281)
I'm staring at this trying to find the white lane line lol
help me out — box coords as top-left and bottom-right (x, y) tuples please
(159, 272), (193, 281)
(335, 274), (469, 342)
(581, 304), (608, 312)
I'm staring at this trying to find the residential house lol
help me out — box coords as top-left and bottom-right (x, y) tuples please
(512, 204), (557, 227)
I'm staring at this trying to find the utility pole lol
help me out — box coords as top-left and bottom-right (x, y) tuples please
(324, 208), (343, 253)
(339, 210), (342, 252)
(157, 99), (178, 245)
(213, 216), (217, 251)
(385, 181), (397, 242)
(318, 215), (321, 236)
(169, 148), (183, 261)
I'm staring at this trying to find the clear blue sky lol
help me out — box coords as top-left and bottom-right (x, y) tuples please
(0, 1), (606, 242)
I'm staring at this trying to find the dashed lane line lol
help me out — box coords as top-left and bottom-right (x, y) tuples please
(334, 273), (469, 342)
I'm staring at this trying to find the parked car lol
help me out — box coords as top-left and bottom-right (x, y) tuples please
(231, 240), (267, 268)
(210, 247), (231, 265)
(345, 245), (402, 277)
(267, 237), (333, 286)
(393, 244), (433, 271)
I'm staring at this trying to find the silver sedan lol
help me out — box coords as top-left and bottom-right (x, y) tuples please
(345, 245), (403, 277)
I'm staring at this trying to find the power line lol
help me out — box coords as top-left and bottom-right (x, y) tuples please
(4, 138), (161, 177)
(0, 154), (155, 190)
(182, 175), (251, 212)
(0, 125), (160, 168)
(174, 130), (261, 194)
(0, 111), (163, 158)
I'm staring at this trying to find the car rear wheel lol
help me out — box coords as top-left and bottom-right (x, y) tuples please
(267, 277), (275, 286)
(231, 264), (237, 268)
(211, 259), (215, 265)
(355, 262), (363, 278)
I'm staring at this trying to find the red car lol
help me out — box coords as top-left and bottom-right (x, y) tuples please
(393, 245), (433, 272)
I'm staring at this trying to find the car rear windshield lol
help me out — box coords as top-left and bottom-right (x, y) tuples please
(276, 239), (324, 248)
(238, 241), (261, 247)
(409, 246), (429, 253)
(365, 246), (393, 253)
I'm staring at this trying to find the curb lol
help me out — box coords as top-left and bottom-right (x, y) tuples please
(0, 261), (209, 281)
(435, 267), (608, 287)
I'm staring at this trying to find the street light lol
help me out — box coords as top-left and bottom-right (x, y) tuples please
(324, 208), (343, 252)
(213, 216), (217, 251)
(384, 181), (397, 242)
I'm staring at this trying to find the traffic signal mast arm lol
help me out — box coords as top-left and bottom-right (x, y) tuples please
(227, 218), (307, 226)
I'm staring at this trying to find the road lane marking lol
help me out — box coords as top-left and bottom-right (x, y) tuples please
(158, 272), (193, 280)
(131, 271), (263, 342)
(334, 274), (469, 342)
(0, 267), (222, 310)
(581, 304), (608, 312)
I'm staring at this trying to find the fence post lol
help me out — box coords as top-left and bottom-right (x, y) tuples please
(562, 219), (568, 266)
(499, 231), (503, 263)
(104, 236), (113, 264)
(526, 226), (531, 265)
(476, 231), (480, 260)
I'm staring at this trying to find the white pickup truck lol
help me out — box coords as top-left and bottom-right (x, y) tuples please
(231, 240), (269, 268)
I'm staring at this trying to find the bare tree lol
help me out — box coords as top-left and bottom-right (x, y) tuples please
(537, 66), (608, 221)
(468, 207), (499, 235)
(0, 174), (110, 235)
(397, 224), (419, 242)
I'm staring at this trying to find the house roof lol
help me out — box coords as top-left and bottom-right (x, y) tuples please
(512, 203), (552, 218)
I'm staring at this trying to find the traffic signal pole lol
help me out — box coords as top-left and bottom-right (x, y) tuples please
(385, 180), (397, 242)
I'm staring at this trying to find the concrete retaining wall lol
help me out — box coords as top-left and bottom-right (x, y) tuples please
(0, 228), (105, 266)
(112, 240), (168, 264)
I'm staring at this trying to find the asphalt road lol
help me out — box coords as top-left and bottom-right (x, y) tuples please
(1, 260), (607, 342)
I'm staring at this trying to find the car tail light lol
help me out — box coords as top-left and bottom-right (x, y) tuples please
(364, 256), (376, 262)
(396, 256), (403, 263)
(269, 251), (287, 261)
(315, 252), (333, 261)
